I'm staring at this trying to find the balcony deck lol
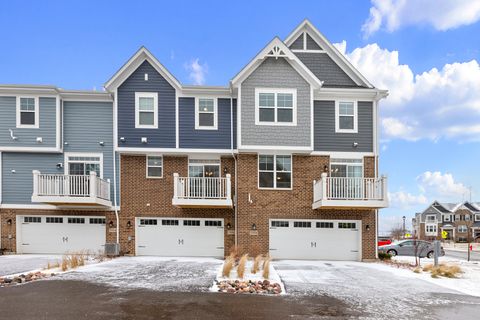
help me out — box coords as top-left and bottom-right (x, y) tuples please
(313, 174), (388, 209)
(172, 173), (233, 208)
(31, 171), (112, 207)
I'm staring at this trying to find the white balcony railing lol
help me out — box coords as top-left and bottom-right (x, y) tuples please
(313, 173), (388, 209)
(32, 170), (111, 206)
(172, 173), (233, 207)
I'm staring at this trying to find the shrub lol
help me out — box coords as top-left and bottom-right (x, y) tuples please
(229, 245), (241, 261)
(413, 267), (421, 274)
(378, 252), (392, 260)
(423, 264), (462, 278)
(222, 256), (235, 278)
(262, 257), (271, 279)
(251, 255), (263, 274)
(69, 254), (79, 269)
(237, 254), (248, 279)
(61, 257), (69, 271)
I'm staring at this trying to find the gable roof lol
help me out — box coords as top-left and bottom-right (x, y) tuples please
(104, 46), (182, 91)
(284, 19), (373, 88)
(230, 37), (323, 89)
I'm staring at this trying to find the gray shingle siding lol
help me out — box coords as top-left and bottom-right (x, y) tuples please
(306, 34), (322, 50)
(294, 52), (361, 88)
(63, 101), (117, 202)
(179, 98), (236, 149)
(241, 58), (311, 147)
(289, 34), (304, 50)
(117, 61), (176, 148)
(314, 100), (373, 152)
(0, 96), (57, 148)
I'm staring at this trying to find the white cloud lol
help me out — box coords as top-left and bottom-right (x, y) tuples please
(184, 58), (208, 85)
(388, 191), (428, 209)
(417, 171), (470, 199)
(336, 41), (480, 142)
(362, 0), (480, 37)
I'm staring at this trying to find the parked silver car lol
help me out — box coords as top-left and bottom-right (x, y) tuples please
(378, 240), (445, 258)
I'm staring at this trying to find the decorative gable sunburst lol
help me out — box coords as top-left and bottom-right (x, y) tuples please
(266, 46), (287, 59)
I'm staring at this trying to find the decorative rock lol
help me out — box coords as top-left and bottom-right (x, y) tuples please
(216, 279), (282, 295)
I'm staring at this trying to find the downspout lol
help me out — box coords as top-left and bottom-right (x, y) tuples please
(230, 86), (238, 247)
(112, 90), (120, 248)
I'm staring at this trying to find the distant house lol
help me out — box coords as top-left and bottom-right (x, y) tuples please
(412, 201), (480, 242)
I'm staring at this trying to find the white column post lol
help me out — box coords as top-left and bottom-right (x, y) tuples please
(107, 178), (111, 201)
(32, 170), (40, 197)
(89, 171), (97, 198)
(173, 173), (179, 200)
(321, 172), (328, 200)
(226, 174), (231, 199)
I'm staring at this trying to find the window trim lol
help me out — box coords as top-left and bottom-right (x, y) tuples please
(258, 154), (293, 190)
(195, 97), (218, 130)
(458, 225), (468, 233)
(255, 88), (297, 126)
(146, 155), (163, 179)
(64, 152), (103, 178)
(335, 100), (358, 133)
(425, 224), (437, 234)
(16, 96), (39, 128)
(329, 158), (364, 178)
(135, 92), (158, 129)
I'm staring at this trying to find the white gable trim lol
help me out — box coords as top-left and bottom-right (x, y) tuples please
(104, 47), (182, 91)
(230, 37), (323, 89)
(285, 19), (373, 88)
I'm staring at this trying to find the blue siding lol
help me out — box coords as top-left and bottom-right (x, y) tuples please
(2, 153), (63, 204)
(179, 98), (236, 149)
(0, 96), (58, 148)
(64, 101), (117, 202)
(117, 61), (176, 148)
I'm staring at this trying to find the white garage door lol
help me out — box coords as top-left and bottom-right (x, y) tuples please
(136, 217), (224, 257)
(17, 215), (106, 254)
(269, 219), (361, 261)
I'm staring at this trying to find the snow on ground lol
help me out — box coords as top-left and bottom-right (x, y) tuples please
(273, 260), (478, 320)
(210, 259), (286, 294)
(0, 254), (62, 277)
(384, 255), (480, 297)
(58, 256), (223, 292)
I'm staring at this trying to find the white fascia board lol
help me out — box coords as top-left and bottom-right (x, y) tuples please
(238, 145), (313, 153)
(284, 19), (374, 88)
(59, 91), (113, 102)
(104, 47), (182, 92)
(180, 86), (233, 97)
(310, 151), (374, 158)
(314, 88), (388, 100)
(0, 147), (62, 153)
(116, 147), (236, 156)
(230, 37), (323, 90)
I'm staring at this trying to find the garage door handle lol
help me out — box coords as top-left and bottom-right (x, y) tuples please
(351, 250), (358, 252)
(22, 243), (30, 246)
(216, 247), (224, 249)
(138, 245), (146, 248)
(269, 248), (277, 251)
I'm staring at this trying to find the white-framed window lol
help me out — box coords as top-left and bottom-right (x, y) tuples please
(458, 225), (468, 233)
(135, 92), (158, 128)
(65, 153), (103, 178)
(465, 214), (471, 221)
(425, 224), (437, 234)
(258, 154), (292, 189)
(426, 215), (437, 222)
(330, 158), (363, 178)
(476, 214), (480, 221)
(16, 96), (39, 128)
(146, 155), (163, 178)
(443, 214), (451, 222)
(455, 214), (460, 221)
(335, 101), (358, 133)
(195, 98), (217, 130)
(255, 88), (297, 125)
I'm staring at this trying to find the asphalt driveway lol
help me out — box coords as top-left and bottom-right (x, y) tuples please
(1, 257), (480, 319)
(0, 254), (61, 276)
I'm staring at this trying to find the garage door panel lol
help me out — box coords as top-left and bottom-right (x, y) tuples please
(269, 219), (361, 261)
(17, 215), (106, 254)
(136, 218), (224, 257)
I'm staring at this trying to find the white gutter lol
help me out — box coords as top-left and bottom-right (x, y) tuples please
(112, 91), (120, 248)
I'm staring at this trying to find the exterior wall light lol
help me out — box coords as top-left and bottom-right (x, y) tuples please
(226, 223), (232, 230)
(126, 220), (132, 228)
(251, 223), (257, 231)
(366, 225), (370, 231)
(109, 221), (114, 228)
(6, 219), (12, 225)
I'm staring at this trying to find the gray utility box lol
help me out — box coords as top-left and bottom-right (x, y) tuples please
(104, 243), (120, 256)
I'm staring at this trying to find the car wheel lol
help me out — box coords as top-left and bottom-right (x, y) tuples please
(427, 251), (434, 259)
(387, 249), (397, 256)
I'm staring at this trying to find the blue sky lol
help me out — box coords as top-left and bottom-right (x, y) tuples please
(1, 0), (479, 233)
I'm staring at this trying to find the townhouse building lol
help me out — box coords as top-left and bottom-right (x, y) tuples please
(0, 20), (388, 261)
(412, 201), (480, 242)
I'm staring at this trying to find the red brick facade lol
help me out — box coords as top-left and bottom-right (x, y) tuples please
(1, 154), (378, 260)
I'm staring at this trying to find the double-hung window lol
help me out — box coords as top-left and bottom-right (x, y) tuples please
(135, 92), (158, 128)
(256, 89), (296, 125)
(335, 101), (357, 133)
(195, 98), (217, 129)
(258, 155), (292, 189)
(17, 97), (39, 128)
(146, 156), (163, 178)
(458, 225), (468, 233)
(425, 224), (437, 234)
